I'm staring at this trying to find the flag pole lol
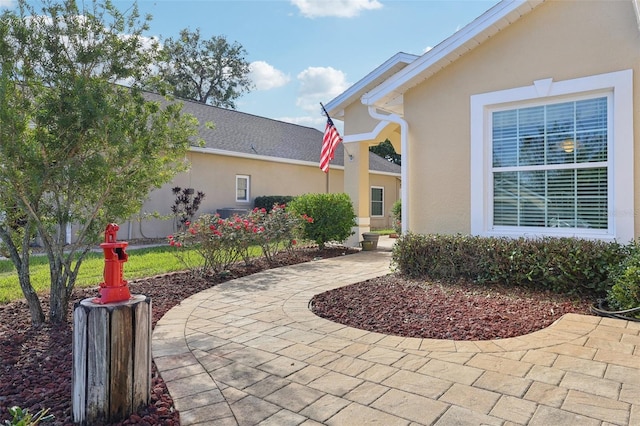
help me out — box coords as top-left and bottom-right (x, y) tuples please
(320, 103), (329, 193)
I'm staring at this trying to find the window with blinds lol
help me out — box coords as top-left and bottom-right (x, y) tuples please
(491, 96), (608, 229)
(236, 175), (250, 202)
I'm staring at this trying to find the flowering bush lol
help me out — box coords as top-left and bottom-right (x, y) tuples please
(169, 214), (252, 274)
(247, 203), (309, 264)
(168, 205), (310, 274)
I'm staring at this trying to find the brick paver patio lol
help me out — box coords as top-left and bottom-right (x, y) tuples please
(153, 237), (640, 425)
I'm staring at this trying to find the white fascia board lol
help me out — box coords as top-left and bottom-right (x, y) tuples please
(634, 0), (640, 30)
(361, 0), (543, 107)
(324, 52), (418, 117)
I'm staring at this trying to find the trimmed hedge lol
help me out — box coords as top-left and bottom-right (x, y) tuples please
(392, 233), (626, 297)
(253, 195), (295, 211)
(288, 193), (355, 248)
(607, 241), (640, 314)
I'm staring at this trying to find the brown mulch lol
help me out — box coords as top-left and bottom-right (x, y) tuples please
(0, 247), (594, 425)
(311, 275), (594, 341)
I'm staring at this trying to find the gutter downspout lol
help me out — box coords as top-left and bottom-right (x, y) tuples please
(367, 106), (409, 233)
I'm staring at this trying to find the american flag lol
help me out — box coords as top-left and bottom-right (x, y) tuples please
(319, 112), (342, 173)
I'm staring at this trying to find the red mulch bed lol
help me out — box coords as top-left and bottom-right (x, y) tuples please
(311, 275), (593, 341)
(0, 247), (594, 425)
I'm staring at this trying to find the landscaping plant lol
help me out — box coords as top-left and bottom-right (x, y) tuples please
(0, 0), (199, 325)
(2, 406), (53, 426)
(391, 199), (401, 235)
(169, 206), (310, 274)
(393, 233), (626, 297)
(253, 195), (295, 211)
(170, 186), (205, 231)
(288, 193), (356, 249)
(607, 241), (640, 317)
(247, 204), (309, 263)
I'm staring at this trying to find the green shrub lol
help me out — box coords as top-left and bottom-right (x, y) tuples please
(607, 242), (640, 316)
(392, 233), (625, 297)
(169, 214), (248, 274)
(169, 206), (309, 273)
(391, 199), (401, 234)
(253, 195), (295, 211)
(247, 204), (307, 264)
(3, 406), (54, 425)
(288, 193), (355, 249)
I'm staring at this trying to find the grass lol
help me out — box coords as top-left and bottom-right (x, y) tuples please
(0, 245), (203, 304)
(370, 228), (397, 235)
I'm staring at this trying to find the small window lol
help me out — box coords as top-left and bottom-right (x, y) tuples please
(371, 187), (384, 217)
(236, 175), (250, 203)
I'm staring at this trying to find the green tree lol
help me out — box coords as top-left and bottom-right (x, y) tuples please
(288, 193), (355, 249)
(0, 0), (199, 325)
(369, 139), (401, 165)
(145, 28), (253, 108)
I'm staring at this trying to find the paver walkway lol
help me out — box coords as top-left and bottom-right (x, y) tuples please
(153, 239), (640, 425)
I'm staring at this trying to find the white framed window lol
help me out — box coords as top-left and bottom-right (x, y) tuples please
(470, 70), (633, 242)
(371, 186), (384, 217)
(236, 175), (250, 203)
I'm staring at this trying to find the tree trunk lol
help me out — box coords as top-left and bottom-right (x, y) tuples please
(16, 258), (45, 326)
(49, 267), (71, 324)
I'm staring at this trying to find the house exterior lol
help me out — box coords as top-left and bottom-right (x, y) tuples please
(124, 95), (400, 241)
(326, 0), (639, 244)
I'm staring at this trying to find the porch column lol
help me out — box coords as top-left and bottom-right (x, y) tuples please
(344, 141), (370, 247)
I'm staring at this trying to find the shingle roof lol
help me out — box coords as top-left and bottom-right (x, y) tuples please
(144, 92), (400, 175)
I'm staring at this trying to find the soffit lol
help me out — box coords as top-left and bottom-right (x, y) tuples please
(361, 0), (545, 115)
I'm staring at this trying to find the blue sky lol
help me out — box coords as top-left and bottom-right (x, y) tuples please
(2, 0), (500, 131)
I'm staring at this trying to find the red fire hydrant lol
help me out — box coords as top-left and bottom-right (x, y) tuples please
(93, 223), (131, 304)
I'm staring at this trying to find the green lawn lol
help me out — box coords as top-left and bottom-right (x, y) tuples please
(370, 229), (396, 235)
(0, 245), (200, 304)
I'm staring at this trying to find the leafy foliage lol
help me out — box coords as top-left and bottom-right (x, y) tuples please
(393, 233), (626, 297)
(144, 28), (252, 108)
(3, 406), (53, 425)
(369, 139), (401, 165)
(391, 199), (401, 234)
(247, 204), (310, 263)
(253, 195), (295, 211)
(607, 242), (640, 316)
(0, 0), (199, 324)
(171, 186), (205, 231)
(288, 193), (356, 249)
(169, 206), (308, 274)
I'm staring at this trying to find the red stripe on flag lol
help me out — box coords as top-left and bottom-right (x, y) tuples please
(320, 116), (342, 173)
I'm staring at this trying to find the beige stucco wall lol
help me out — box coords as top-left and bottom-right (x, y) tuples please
(401, 0), (639, 236)
(126, 150), (399, 239)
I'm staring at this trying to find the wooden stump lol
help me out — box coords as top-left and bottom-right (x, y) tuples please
(72, 295), (151, 425)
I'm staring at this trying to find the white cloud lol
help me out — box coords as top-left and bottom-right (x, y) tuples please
(249, 61), (290, 91)
(423, 46), (433, 54)
(291, 0), (382, 18)
(295, 66), (350, 113)
(279, 114), (343, 133)
(278, 115), (321, 127)
(0, 0), (16, 9)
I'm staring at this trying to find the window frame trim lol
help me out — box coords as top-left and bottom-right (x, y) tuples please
(370, 186), (385, 218)
(470, 69), (634, 242)
(235, 174), (250, 203)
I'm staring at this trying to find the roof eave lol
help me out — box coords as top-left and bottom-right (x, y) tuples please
(324, 51), (418, 120)
(361, 0), (545, 111)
